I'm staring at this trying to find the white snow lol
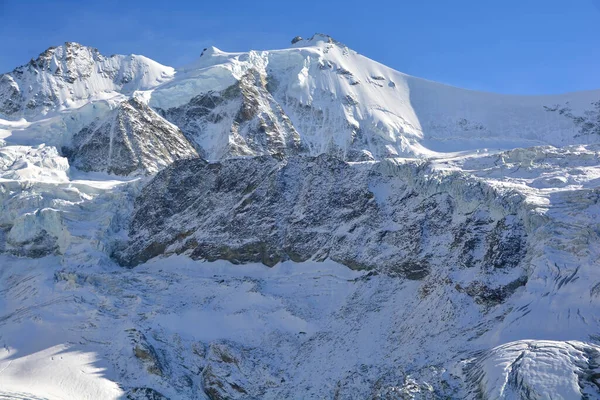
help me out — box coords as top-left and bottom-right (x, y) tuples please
(464, 340), (600, 400)
(2, 38), (599, 160)
(140, 35), (600, 160)
(2, 44), (174, 121)
(0, 343), (124, 400)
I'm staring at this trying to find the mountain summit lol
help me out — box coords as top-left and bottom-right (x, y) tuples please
(0, 42), (174, 119)
(2, 36), (599, 161)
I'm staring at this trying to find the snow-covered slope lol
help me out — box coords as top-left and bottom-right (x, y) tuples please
(0, 36), (599, 399)
(0, 43), (196, 177)
(147, 33), (600, 160)
(2, 36), (599, 162)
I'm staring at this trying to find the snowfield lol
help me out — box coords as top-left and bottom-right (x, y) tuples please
(0, 34), (599, 399)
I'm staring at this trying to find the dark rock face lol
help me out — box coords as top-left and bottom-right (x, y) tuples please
(127, 328), (167, 377)
(0, 74), (23, 116)
(200, 342), (284, 400)
(158, 68), (304, 160)
(126, 387), (170, 400)
(455, 276), (528, 307)
(115, 155), (528, 284)
(0, 42), (172, 119)
(63, 98), (198, 175)
(201, 343), (249, 400)
(5, 229), (59, 258)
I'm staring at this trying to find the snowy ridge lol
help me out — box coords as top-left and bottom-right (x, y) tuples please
(1, 37), (599, 161)
(147, 34), (600, 160)
(0, 36), (599, 399)
(0, 42), (174, 120)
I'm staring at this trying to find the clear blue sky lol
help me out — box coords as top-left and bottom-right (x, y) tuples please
(1, 0), (599, 94)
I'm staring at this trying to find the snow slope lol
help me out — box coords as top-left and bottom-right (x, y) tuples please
(1, 140), (599, 399)
(0, 36), (599, 399)
(147, 33), (600, 160)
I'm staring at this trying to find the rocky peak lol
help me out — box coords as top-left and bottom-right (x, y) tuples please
(28, 42), (100, 66)
(0, 42), (174, 119)
(16, 42), (102, 84)
(157, 67), (303, 160)
(290, 33), (346, 48)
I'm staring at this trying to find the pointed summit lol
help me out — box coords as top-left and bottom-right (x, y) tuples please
(63, 97), (197, 175)
(290, 33), (346, 48)
(0, 43), (174, 119)
(25, 42), (103, 84)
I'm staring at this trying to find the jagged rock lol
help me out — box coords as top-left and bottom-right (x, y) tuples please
(202, 345), (249, 400)
(455, 276), (528, 307)
(116, 154), (528, 286)
(331, 366), (440, 400)
(201, 342), (282, 400)
(63, 97), (198, 175)
(0, 42), (173, 119)
(127, 328), (166, 377)
(5, 228), (59, 258)
(3, 37), (600, 400)
(126, 387), (170, 400)
(158, 68), (304, 160)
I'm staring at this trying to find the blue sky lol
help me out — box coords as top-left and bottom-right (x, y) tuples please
(1, 0), (599, 94)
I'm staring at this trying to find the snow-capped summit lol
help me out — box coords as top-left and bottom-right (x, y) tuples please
(0, 42), (174, 120)
(289, 33), (348, 48)
(2, 36), (600, 161)
(148, 33), (600, 160)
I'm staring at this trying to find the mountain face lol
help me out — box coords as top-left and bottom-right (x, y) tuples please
(63, 97), (197, 175)
(157, 68), (304, 160)
(115, 154), (527, 295)
(148, 34), (600, 160)
(1, 36), (600, 399)
(0, 42), (174, 119)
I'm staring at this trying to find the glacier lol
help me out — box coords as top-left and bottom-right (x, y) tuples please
(0, 34), (599, 399)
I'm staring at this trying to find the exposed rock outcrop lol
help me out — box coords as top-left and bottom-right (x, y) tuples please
(63, 98), (198, 175)
(158, 68), (304, 160)
(115, 154), (528, 291)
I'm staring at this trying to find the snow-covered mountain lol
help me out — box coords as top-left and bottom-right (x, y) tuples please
(0, 42), (174, 119)
(147, 33), (600, 160)
(1, 35), (600, 399)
